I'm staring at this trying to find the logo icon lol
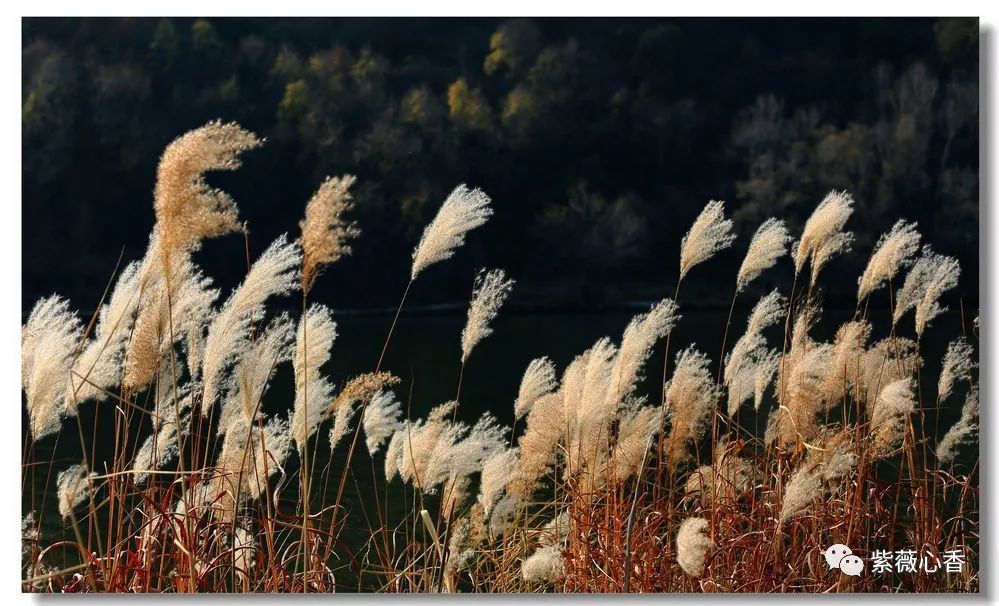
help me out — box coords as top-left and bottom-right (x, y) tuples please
(824, 544), (852, 569)
(840, 555), (865, 576)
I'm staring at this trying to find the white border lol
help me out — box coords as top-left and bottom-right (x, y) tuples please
(3, 6), (997, 605)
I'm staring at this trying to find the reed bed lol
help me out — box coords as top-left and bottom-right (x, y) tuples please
(21, 122), (978, 593)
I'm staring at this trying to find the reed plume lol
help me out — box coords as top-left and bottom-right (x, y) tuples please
(201, 235), (301, 412)
(818, 320), (870, 407)
(479, 447), (518, 516)
(664, 346), (720, 469)
(869, 379), (916, 458)
(892, 246), (959, 334)
(299, 174), (360, 293)
(611, 404), (658, 481)
(793, 190), (854, 279)
(292, 304), (336, 452)
(859, 337), (920, 402)
(132, 395), (189, 483)
(938, 337), (975, 403)
(724, 290), (784, 383)
(57, 464), (96, 519)
(328, 372), (400, 449)
(328, 401), (357, 452)
(410, 184), (493, 279)
(608, 299), (679, 409)
(774, 339), (831, 447)
(857, 219), (921, 303)
(461, 268), (515, 363)
(915, 253), (960, 338)
(779, 437), (855, 523)
(937, 387), (979, 465)
(23, 296), (82, 439)
(514, 357), (557, 420)
(510, 393), (563, 499)
(68, 261), (142, 405)
(675, 517), (712, 577)
(211, 415), (292, 516)
(362, 390), (403, 456)
(736, 218), (791, 292)
(522, 545), (565, 583)
(153, 121), (261, 265)
(684, 450), (754, 507)
(217, 314), (294, 435)
(328, 372), (400, 417)
(570, 337), (618, 473)
(679, 200), (735, 282)
(123, 250), (218, 392)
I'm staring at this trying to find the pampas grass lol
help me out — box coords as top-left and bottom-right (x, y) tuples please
(362, 390), (403, 456)
(68, 261), (142, 406)
(938, 337), (975, 403)
(218, 313), (294, 435)
(675, 517), (712, 577)
(679, 200), (735, 282)
(461, 269), (515, 363)
(202, 235), (301, 413)
(57, 464), (96, 519)
(794, 190), (854, 279)
(153, 121), (261, 264)
(522, 545), (565, 582)
(411, 184), (493, 279)
(22, 125), (979, 594)
(736, 218), (791, 292)
(857, 220), (921, 302)
(664, 346), (720, 469)
(23, 296), (82, 439)
(292, 304), (336, 452)
(513, 357), (557, 420)
(937, 388), (979, 465)
(870, 379), (916, 458)
(299, 175), (360, 293)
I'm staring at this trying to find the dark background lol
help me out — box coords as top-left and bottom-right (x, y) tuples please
(22, 18), (979, 314)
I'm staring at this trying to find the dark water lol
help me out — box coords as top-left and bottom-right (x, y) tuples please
(22, 308), (974, 584)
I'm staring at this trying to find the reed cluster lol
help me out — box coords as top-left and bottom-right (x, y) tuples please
(22, 123), (978, 593)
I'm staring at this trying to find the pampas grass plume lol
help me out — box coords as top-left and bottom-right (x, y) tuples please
(514, 357), (557, 420)
(299, 174), (360, 293)
(461, 269), (514, 363)
(676, 517), (712, 576)
(857, 219), (920, 302)
(736, 218), (790, 292)
(411, 184), (493, 279)
(679, 200), (735, 282)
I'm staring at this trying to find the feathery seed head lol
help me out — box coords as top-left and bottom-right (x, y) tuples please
(679, 200), (735, 282)
(522, 545), (565, 583)
(23, 295), (82, 440)
(411, 184), (493, 279)
(514, 357), (557, 420)
(664, 346), (720, 469)
(937, 388), (979, 465)
(57, 464), (96, 519)
(154, 121), (261, 265)
(870, 378), (916, 458)
(676, 517), (712, 576)
(461, 268), (515, 363)
(299, 174), (360, 293)
(201, 235), (300, 412)
(794, 190), (854, 277)
(363, 390), (403, 456)
(607, 299), (679, 410)
(737, 218), (791, 292)
(938, 337), (975, 403)
(915, 253), (960, 338)
(857, 220), (921, 302)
